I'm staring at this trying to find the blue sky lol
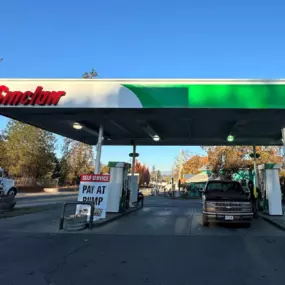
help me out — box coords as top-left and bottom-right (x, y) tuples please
(1, 0), (284, 171)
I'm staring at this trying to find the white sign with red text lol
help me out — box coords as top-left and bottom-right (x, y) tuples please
(76, 174), (110, 220)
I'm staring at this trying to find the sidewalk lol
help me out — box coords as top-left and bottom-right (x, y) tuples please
(259, 206), (285, 231)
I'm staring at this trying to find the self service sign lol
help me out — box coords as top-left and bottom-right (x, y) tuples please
(76, 174), (110, 220)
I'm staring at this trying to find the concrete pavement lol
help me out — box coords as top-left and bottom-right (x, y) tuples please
(1, 197), (285, 285)
(260, 208), (285, 231)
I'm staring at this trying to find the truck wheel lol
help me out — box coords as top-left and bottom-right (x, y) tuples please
(202, 214), (209, 227)
(7, 188), (17, 197)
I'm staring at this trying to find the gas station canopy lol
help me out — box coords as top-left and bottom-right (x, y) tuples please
(1, 79), (285, 146)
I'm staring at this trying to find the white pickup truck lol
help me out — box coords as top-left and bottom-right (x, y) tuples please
(0, 168), (17, 197)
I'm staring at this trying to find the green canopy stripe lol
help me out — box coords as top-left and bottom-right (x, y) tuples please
(123, 84), (285, 109)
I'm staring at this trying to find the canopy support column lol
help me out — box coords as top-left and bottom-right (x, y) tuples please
(131, 143), (136, 177)
(282, 128), (285, 167)
(253, 145), (258, 187)
(129, 143), (136, 207)
(252, 145), (259, 203)
(94, 125), (104, 174)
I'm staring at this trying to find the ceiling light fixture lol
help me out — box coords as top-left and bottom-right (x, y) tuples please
(227, 134), (235, 142)
(153, 135), (160, 141)
(73, 122), (83, 130)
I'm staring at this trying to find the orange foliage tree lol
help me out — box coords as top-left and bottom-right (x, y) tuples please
(202, 146), (282, 179)
(183, 155), (208, 175)
(134, 160), (150, 186)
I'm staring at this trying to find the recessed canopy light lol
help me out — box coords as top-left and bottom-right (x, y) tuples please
(73, 122), (83, 130)
(153, 135), (160, 141)
(227, 135), (235, 142)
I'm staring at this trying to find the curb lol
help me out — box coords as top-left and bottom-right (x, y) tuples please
(260, 214), (285, 231)
(92, 206), (143, 227)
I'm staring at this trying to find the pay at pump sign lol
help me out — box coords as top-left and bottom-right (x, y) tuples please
(76, 174), (110, 220)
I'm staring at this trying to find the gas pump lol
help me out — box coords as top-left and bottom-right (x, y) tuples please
(258, 164), (283, 216)
(107, 162), (131, 213)
(128, 173), (139, 205)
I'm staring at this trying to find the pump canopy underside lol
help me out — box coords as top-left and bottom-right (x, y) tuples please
(1, 108), (284, 146)
(2, 79), (285, 146)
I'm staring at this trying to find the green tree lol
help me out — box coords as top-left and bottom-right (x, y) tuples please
(151, 165), (156, 182)
(4, 120), (56, 178)
(82, 68), (98, 79)
(157, 170), (162, 181)
(58, 137), (72, 185)
(60, 138), (94, 184)
(51, 156), (61, 179)
(0, 130), (8, 170)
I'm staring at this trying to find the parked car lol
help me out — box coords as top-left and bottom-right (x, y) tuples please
(202, 180), (253, 227)
(0, 168), (18, 197)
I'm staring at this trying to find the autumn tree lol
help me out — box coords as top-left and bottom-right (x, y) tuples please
(183, 155), (208, 175)
(143, 167), (150, 186)
(135, 160), (145, 185)
(3, 120), (56, 178)
(101, 164), (110, 174)
(203, 146), (283, 180)
(134, 160), (150, 186)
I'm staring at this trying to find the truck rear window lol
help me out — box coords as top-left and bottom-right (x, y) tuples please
(206, 182), (244, 193)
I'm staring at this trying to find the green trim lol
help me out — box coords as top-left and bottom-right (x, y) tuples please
(123, 84), (285, 109)
(108, 161), (131, 168)
(264, 163), (279, 169)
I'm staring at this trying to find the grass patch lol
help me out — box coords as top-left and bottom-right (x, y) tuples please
(0, 205), (58, 219)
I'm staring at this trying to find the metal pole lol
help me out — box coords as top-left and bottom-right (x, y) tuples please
(156, 170), (158, 196)
(130, 143), (136, 207)
(94, 126), (104, 174)
(253, 145), (258, 188)
(282, 128), (285, 167)
(178, 149), (183, 193)
(131, 143), (136, 176)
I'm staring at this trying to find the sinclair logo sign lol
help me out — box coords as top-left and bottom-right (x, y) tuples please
(0, 85), (66, 106)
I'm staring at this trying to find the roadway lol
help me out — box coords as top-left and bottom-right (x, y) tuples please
(0, 196), (285, 285)
(15, 191), (78, 207)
